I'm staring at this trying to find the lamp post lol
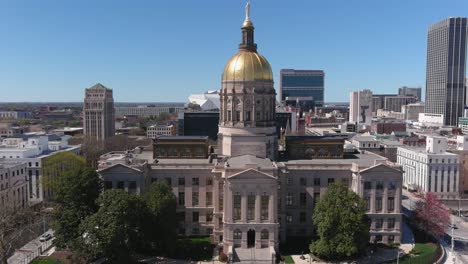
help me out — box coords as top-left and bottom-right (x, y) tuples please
(396, 251), (401, 264)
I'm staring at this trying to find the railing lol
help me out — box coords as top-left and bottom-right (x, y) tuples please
(9, 239), (53, 264)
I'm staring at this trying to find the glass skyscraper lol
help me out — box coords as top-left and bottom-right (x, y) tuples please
(279, 69), (324, 112)
(425, 17), (468, 126)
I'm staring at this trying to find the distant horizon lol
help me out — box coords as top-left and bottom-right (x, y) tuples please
(1, 0), (467, 102)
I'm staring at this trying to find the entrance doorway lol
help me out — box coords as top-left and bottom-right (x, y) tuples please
(247, 229), (255, 248)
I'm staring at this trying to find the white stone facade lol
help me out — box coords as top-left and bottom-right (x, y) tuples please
(146, 124), (176, 138)
(397, 136), (459, 198)
(0, 161), (29, 209)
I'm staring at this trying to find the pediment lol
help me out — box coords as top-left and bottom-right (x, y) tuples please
(97, 163), (142, 174)
(227, 168), (276, 181)
(359, 163), (401, 175)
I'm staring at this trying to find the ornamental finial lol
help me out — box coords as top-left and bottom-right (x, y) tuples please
(245, 0), (251, 21)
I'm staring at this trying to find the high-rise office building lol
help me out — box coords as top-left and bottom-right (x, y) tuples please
(425, 17), (468, 126)
(83, 83), (115, 140)
(398, 86), (422, 102)
(349, 89), (373, 124)
(279, 69), (325, 112)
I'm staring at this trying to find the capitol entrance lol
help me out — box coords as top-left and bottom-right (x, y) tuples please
(247, 229), (255, 248)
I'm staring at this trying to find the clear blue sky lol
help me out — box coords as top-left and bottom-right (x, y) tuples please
(1, 0), (467, 102)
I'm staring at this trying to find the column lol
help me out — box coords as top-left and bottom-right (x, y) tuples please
(268, 194), (274, 222)
(255, 193), (261, 222)
(213, 178), (219, 214)
(225, 187), (232, 222)
(241, 195), (247, 223)
(383, 186), (388, 213)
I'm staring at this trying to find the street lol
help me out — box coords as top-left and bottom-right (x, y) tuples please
(402, 190), (468, 263)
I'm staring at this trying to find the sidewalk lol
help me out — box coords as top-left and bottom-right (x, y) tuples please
(8, 230), (54, 264)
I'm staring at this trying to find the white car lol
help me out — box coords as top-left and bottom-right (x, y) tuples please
(39, 233), (52, 242)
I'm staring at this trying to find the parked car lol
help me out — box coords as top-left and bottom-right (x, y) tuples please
(39, 233), (52, 242)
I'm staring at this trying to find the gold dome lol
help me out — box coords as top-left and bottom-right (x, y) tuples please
(222, 51), (273, 82)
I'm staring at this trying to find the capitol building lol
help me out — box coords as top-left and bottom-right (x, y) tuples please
(97, 4), (403, 261)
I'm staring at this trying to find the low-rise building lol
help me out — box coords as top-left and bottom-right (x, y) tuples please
(349, 134), (380, 150)
(0, 160), (29, 209)
(0, 134), (81, 204)
(402, 103), (424, 121)
(397, 136), (459, 198)
(371, 119), (406, 135)
(0, 111), (32, 120)
(147, 124), (177, 138)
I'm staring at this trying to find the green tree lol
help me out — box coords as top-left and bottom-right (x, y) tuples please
(77, 190), (151, 263)
(51, 168), (102, 249)
(42, 151), (86, 190)
(310, 182), (370, 260)
(144, 182), (177, 255)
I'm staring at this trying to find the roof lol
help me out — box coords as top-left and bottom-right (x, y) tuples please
(87, 83), (110, 90)
(284, 151), (389, 168)
(226, 155), (274, 168)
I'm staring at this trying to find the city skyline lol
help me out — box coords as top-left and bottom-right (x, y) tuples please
(1, 0), (468, 102)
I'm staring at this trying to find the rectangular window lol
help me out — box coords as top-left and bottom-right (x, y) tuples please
(236, 111), (240, 121)
(206, 192), (213, 206)
(178, 177), (185, 185)
(178, 192), (185, 206)
(192, 212), (199, 222)
(233, 195), (241, 220)
(388, 181), (396, 190)
(388, 218), (395, 229)
(206, 177), (213, 185)
(207, 212), (213, 222)
(245, 111), (251, 121)
(286, 214), (293, 223)
(313, 192), (320, 205)
(300, 192), (307, 206)
(300, 177), (307, 186)
(365, 196), (370, 211)
(314, 178), (321, 186)
(375, 218), (383, 229)
(327, 178), (335, 186)
(376, 181), (384, 190)
(388, 197), (395, 212)
(192, 192), (199, 206)
(117, 181), (125, 189)
(286, 176), (292, 185)
(247, 194), (255, 220)
(376, 197), (383, 212)
(364, 181), (372, 190)
(261, 195), (269, 221)
(192, 177), (199, 186)
(300, 212), (306, 223)
(227, 110), (231, 121)
(286, 192), (293, 206)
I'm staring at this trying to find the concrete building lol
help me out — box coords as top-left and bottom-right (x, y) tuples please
(0, 123), (29, 138)
(95, 5), (403, 261)
(376, 110), (405, 120)
(398, 86), (422, 101)
(147, 124), (177, 138)
(418, 113), (444, 127)
(424, 18), (468, 126)
(83, 83), (115, 140)
(384, 96), (417, 113)
(115, 104), (185, 118)
(349, 89), (373, 124)
(371, 119), (406, 135)
(0, 134), (80, 204)
(279, 69), (325, 112)
(397, 136), (459, 198)
(402, 103), (425, 121)
(0, 160), (29, 209)
(0, 111), (32, 120)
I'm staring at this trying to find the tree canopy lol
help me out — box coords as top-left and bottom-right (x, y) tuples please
(77, 190), (151, 263)
(144, 181), (178, 255)
(413, 192), (449, 237)
(51, 167), (102, 249)
(310, 181), (370, 260)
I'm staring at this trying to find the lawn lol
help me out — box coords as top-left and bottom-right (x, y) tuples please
(384, 243), (438, 264)
(283, 255), (295, 263)
(171, 236), (214, 261)
(31, 258), (63, 264)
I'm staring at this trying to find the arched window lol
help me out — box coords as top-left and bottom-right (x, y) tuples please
(261, 229), (269, 240)
(234, 229), (242, 239)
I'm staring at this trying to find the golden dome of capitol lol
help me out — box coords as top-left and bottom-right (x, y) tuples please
(222, 2), (273, 82)
(222, 51), (273, 82)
